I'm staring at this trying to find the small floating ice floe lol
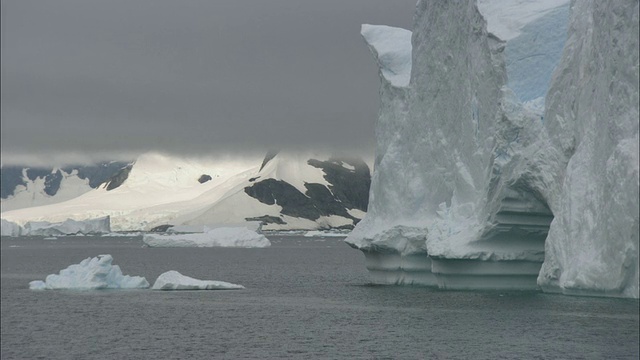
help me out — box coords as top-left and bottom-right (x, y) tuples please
(29, 254), (149, 290)
(151, 270), (244, 290)
(143, 227), (271, 248)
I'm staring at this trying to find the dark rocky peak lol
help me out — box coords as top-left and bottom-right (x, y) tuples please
(149, 224), (172, 232)
(4, 167), (61, 197)
(245, 215), (286, 225)
(259, 149), (280, 172)
(43, 170), (64, 196)
(1, 166), (28, 199)
(102, 164), (134, 191)
(25, 168), (52, 181)
(62, 161), (131, 188)
(307, 157), (371, 211)
(1, 161), (131, 199)
(244, 179), (322, 220)
(198, 174), (212, 184)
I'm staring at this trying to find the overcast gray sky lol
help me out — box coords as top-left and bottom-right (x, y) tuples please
(1, 0), (416, 165)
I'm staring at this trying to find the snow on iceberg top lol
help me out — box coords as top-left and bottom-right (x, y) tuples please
(151, 270), (244, 290)
(361, 24), (412, 88)
(477, 0), (569, 41)
(29, 254), (149, 290)
(143, 227), (271, 248)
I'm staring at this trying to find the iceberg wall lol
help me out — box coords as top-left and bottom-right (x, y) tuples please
(348, 1), (551, 289)
(536, 0), (639, 298)
(348, 0), (638, 297)
(504, 4), (569, 106)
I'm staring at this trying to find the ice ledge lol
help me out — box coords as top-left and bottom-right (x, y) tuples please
(351, 247), (544, 290)
(354, 248), (543, 290)
(360, 24), (412, 88)
(347, 222), (546, 290)
(345, 225), (428, 255)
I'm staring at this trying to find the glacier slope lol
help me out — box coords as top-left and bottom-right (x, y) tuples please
(2, 152), (370, 231)
(2, 153), (256, 230)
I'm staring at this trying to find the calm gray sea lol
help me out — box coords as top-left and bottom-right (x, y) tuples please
(1, 235), (638, 359)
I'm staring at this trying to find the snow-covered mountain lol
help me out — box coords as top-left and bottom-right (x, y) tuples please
(1, 162), (131, 212)
(1, 152), (371, 231)
(347, 0), (638, 298)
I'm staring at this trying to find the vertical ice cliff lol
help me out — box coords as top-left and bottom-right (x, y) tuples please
(536, 0), (639, 298)
(348, 0), (638, 297)
(349, 1), (551, 288)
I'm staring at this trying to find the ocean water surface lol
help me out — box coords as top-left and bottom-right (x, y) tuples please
(1, 235), (638, 359)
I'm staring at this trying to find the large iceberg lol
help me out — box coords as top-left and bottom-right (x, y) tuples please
(142, 227), (271, 248)
(151, 270), (244, 290)
(347, 0), (638, 297)
(29, 254), (149, 290)
(349, 1), (550, 290)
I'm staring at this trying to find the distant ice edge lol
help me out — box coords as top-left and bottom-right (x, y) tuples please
(347, 0), (639, 298)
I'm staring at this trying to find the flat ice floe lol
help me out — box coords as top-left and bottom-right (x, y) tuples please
(151, 270), (244, 290)
(29, 254), (149, 290)
(142, 227), (271, 248)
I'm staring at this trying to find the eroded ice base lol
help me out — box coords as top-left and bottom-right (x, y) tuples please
(362, 251), (543, 290)
(363, 252), (437, 286)
(356, 205), (550, 290)
(431, 258), (542, 290)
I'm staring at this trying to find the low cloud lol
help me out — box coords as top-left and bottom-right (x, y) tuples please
(1, 0), (415, 165)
